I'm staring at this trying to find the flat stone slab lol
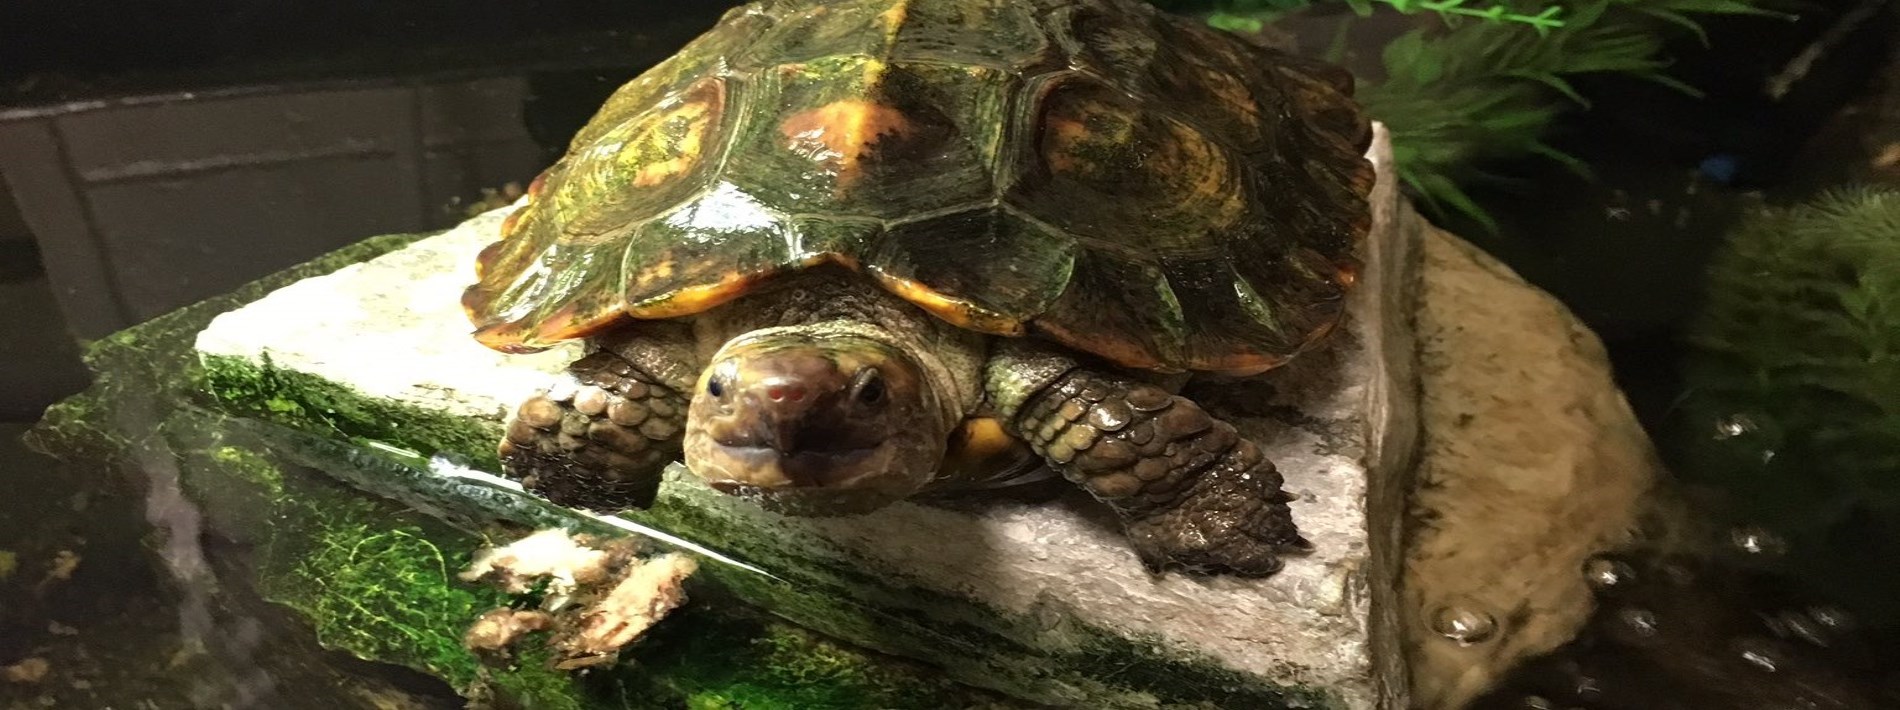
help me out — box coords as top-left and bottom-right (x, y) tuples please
(193, 125), (1420, 709)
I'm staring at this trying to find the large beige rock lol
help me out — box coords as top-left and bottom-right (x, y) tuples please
(1401, 229), (1658, 709)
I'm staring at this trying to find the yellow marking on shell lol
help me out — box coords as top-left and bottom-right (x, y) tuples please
(634, 257), (680, 286)
(473, 321), (550, 354)
(534, 298), (628, 342)
(1150, 119), (1244, 225)
(780, 96), (915, 190)
(878, 0), (910, 44)
(1042, 88), (1244, 228)
(625, 270), (774, 319)
(870, 272), (1024, 336)
(626, 96), (715, 188)
(1031, 318), (1167, 372)
(1200, 67), (1260, 129)
(1205, 353), (1291, 378)
(797, 251), (861, 270)
(1043, 115), (1087, 175)
(1041, 96), (1133, 176)
(498, 205), (526, 236)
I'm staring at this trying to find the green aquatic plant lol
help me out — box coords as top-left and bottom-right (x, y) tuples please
(1671, 187), (1900, 619)
(1156, 0), (1781, 229)
(1177, 0), (1566, 32)
(1357, 0), (1778, 228)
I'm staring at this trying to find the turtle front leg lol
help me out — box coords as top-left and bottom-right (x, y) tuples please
(501, 323), (699, 512)
(987, 346), (1307, 577)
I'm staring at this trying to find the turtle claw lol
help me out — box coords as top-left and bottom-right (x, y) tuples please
(1131, 540), (1287, 578)
(1000, 363), (1310, 578)
(500, 351), (688, 512)
(1120, 451), (1307, 578)
(1282, 535), (1315, 553)
(1125, 505), (1305, 578)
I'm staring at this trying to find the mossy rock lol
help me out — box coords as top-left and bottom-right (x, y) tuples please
(46, 133), (1417, 708)
(28, 231), (1011, 710)
(184, 180), (1416, 707)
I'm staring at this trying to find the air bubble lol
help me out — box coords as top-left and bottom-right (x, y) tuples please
(1730, 526), (1789, 557)
(1583, 557), (1634, 589)
(1714, 413), (1757, 439)
(1429, 604), (1498, 646)
(1615, 607), (1660, 639)
(1770, 609), (1827, 648)
(1808, 605), (1854, 632)
(1732, 637), (1783, 673)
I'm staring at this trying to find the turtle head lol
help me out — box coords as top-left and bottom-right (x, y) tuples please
(682, 327), (951, 515)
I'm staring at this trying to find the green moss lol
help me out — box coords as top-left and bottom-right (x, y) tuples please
(627, 604), (1000, 710)
(236, 448), (1012, 710)
(163, 420), (585, 707)
(199, 352), (503, 472)
(211, 445), (284, 499)
(33, 219), (1340, 708)
(261, 505), (491, 687)
(31, 225), (1026, 710)
(1669, 187), (1900, 622)
(191, 418), (1009, 710)
(38, 398), (587, 706)
(189, 346), (1338, 707)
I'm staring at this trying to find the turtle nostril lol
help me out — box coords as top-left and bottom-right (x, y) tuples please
(766, 384), (807, 402)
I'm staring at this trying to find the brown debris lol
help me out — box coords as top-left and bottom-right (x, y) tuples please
(2, 657), (50, 684)
(459, 528), (616, 596)
(1873, 142), (1900, 169)
(463, 609), (555, 654)
(459, 529), (699, 670)
(34, 550), (80, 595)
(552, 553), (699, 670)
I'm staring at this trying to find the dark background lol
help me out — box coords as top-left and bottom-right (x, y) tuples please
(2, 2), (1898, 706)
(0, 1), (746, 421)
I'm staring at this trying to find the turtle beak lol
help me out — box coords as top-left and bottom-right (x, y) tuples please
(764, 418), (801, 454)
(697, 350), (888, 488)
(681, 330), (950, 511)
(749, 377), (816, 455)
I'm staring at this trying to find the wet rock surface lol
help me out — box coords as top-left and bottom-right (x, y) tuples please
(192, 127), (1420, 708)
(1400, 228), (1660, 709)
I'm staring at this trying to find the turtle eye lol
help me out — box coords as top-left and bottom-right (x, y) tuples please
(854, 368), (886, 405)
(706, 377), (726, 399)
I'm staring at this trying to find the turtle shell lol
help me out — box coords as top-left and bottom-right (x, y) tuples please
(463, 0), (1373, 373)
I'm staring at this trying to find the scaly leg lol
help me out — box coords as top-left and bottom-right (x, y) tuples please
(500, 322), (699, 512)
(987, 346), (1307, 576)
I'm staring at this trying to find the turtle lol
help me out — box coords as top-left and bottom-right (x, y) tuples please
(462, 0), (1374, 577)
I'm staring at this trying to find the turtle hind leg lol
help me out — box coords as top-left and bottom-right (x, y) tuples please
(995, 356), (1306, 577)
(502, 340), (694, 513)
